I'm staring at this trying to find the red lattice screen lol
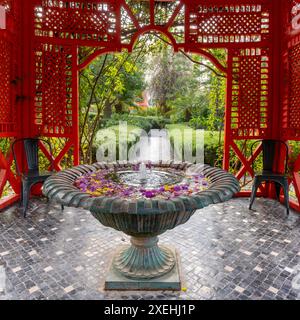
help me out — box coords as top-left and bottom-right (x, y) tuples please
(34, 44), (74, 137)
(188, 2), (271, 46)
(282, 38), (300, 139)
(0, 0), (17, 136)
(0, 38), (15, 135)
(230, 48), (271, 139)
(287, 42), (300, 134)
(34, 0), (118, 45)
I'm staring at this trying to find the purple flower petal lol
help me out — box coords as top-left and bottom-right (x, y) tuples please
(173, 186), (181, 192)
(144, 191), (155, 198)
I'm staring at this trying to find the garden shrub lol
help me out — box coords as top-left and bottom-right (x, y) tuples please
(102, 114), (170, 132)
(166, 124), (223, 166)
(189, 117), (209, 130)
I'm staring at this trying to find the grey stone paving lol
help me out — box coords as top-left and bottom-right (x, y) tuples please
(0, 197), (300, 300)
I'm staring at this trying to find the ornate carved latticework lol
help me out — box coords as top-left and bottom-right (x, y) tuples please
(34, 0), (118, 44)
(0, 39), (15, 135)
(230, 48), (270, 139)
(288, 42), (300, 134)
(289, 43), (300, 132)
(0, 0), (17, 136)
(34, 44), (74, 137)
(282, 39), (300, 139)
(188, 2), (271, 45)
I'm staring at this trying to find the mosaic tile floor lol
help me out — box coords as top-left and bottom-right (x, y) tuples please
(0, 197), (300, 300)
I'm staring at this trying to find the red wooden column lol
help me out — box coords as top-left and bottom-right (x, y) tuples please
(19, 0), (34, 139)
(270, 0), (287, 197)
(73, 47), (80, 166)
(280, 0), (300, 211)
(223, 50), (233, 171)
(271, 0), (283, 141)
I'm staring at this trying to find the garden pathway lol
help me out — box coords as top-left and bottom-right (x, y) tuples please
(129, 129), (173, 162)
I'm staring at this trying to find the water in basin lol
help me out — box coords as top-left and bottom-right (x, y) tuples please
(118, 170), (184, 189)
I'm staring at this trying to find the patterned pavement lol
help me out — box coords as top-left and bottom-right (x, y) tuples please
(0, 197), (300, 300)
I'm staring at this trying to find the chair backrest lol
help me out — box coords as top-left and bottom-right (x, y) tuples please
(12, 138), (53, 176)
(251, 139), (289, 174)
(23, 139), (39, 173)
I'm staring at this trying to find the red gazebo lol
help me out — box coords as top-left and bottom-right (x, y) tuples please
(0, 0), (299, 211)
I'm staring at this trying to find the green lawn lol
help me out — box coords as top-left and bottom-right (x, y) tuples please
(96, 123), (223, 147)
(95, 122), (223, 165)
(94, 125), (143, 150)
(166, 123), (223, 146)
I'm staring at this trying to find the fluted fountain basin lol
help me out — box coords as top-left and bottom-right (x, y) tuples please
(43, 161), (240, 290)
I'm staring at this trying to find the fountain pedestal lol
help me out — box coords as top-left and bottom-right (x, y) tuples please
(114, 236), (176, 279)
(105, 242), (182, 291)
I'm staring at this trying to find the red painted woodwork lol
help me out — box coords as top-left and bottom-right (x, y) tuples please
(0, 0), (299, 212)
(0, 0), (20, 207)
(280, 0), (300, 211)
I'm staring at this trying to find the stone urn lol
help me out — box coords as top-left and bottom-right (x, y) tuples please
(43, 161), (240, 290)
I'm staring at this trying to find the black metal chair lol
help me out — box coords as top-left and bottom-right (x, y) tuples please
(249, 139), (290, 215)
(12, 138), (61, 217)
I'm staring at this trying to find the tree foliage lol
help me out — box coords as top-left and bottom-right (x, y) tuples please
(146, 45), (226, 130)
(79, 33), (227, 164)
(79, 41), (147, 163)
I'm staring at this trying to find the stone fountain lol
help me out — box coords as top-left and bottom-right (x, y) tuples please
(43, 161), (240, 290)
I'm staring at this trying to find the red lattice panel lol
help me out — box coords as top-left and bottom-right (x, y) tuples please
(289, 43), (300, 129)
(189, 3), (270, 45)
(34, 44), (73, 137)
(0, 38), (15, 135)
(0, 0), (17, 136)
(34, 0), (117, 44)
(281, 0), (300, 140)
(230, 48), (270, 139)
(282, 41), (300, 139)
